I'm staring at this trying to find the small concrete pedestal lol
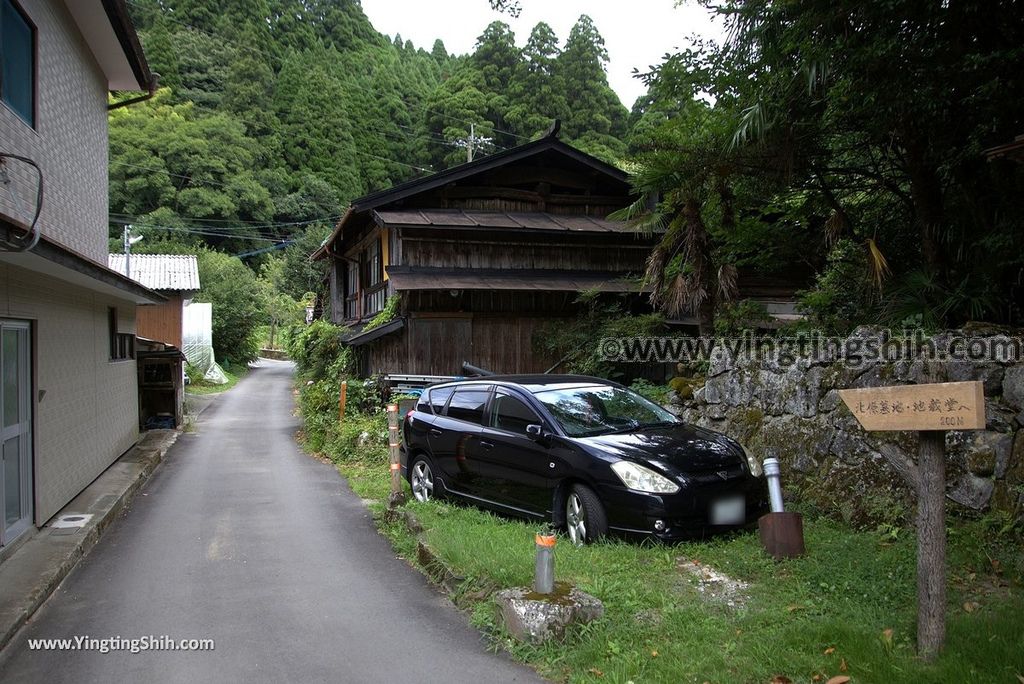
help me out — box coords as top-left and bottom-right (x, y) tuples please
(494, 583), (604, 644)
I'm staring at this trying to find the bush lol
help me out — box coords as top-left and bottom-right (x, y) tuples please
(195, 251), (266, 364)
(629, 378), (670, 405)
(797, 238), (875, 334)
(297, 378), (388, 465)
(533, 297), (666, 379)
(713, 299), (771, 336)
(287, 319), (355, 380)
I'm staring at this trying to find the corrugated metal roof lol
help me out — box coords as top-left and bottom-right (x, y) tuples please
(107, 254), (201, 291)
(373, 209), (642, 234)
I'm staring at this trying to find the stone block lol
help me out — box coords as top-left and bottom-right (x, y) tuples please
(494, 584), (604, 644)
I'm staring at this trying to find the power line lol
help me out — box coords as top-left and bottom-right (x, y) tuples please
(109, 211), (342, 231)
(108, 218), (286, 242)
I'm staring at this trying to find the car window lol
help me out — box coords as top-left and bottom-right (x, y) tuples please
(429, 386), (455, 415)
(533, 385), (678, 437)
(490, 392), (539, 435)
(415, 393), (431, 413)
(445, 388), (491, 424)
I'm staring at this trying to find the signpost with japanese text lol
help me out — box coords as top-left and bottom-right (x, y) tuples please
(838, 381), (985, 661)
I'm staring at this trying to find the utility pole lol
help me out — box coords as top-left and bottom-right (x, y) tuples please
(456, 123), (492, 163)
(122, 225), (143, 279)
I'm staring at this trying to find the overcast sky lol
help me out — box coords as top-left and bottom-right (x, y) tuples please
(359, 0), (724, 109)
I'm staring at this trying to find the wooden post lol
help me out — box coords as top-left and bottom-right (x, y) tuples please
(837, 381), (985, 661)
(916, 430), (946, 662)
(387, 403), (406, 507)
(338, 380), (347, 423)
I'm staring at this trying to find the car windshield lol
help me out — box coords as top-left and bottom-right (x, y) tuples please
(532, 385), (679, 437)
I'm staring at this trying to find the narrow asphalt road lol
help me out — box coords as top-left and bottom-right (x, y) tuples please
(0, 359), (544, 683)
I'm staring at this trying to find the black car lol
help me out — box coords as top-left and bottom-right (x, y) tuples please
(400, 375), (768, 544)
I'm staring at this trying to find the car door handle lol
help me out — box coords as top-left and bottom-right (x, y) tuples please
(429, 428), (443, 437)
(480, 440), (494, 449)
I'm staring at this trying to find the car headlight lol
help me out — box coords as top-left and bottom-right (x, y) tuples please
(742, 445), (763, 477)
(611, 461), (680, 494)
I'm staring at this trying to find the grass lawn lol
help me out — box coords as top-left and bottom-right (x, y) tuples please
(185, 362), (248, 395)
(337, 462), (1023, 684)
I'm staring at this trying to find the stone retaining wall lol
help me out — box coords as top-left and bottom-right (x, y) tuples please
(669, 327), (1024, 526)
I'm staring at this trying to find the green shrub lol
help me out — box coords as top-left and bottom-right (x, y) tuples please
(713, 299), (771, 336)
(363, 294), (400, 332)
(288, 319), (355, 380)
(534, 298), (666, 379)
(297, 377), (389, 465)
(797, 238), (875, 334)
(629, 378), (670, 404)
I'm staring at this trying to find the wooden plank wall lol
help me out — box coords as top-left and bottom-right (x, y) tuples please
(136, 295), (183, 348)
(364, 315), (566, 377)
(401, 236), (651, 272)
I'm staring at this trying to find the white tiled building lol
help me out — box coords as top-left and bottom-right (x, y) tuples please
(0, 0), (158, 547)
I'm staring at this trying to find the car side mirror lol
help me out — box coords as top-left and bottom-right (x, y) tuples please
(526, 424), (550, 444)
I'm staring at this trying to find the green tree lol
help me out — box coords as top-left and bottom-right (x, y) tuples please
(505, 22), (567, 138)
(196, 251), (267, 364)
(700, 0), (1024, 325)
(556, 15), (628, 160)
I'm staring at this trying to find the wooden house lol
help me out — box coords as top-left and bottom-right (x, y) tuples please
(313, 131), (658, 376)
(108, 253), (201, 349)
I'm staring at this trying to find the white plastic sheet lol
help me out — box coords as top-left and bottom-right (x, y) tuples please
(182, 302), (228, 384)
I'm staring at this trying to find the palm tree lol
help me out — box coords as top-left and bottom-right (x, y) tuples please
(613, 105), (738, 336)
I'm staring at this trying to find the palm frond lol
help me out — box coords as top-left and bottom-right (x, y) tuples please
(717, 264), (739, 302)
(824, 210), (847, 245)
(865, 238), (891, 290)
(730, 101), (766, 149)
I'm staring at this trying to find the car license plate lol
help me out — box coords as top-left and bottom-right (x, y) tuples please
(710, 496), (745, 525)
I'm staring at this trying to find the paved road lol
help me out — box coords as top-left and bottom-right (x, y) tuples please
(0, 359), (543, 683)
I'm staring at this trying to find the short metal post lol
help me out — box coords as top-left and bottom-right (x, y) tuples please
(534, 531), (556, 594)
(763, 457), (785, 512)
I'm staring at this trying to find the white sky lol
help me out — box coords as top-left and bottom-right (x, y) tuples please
(359, 0), (724, 109)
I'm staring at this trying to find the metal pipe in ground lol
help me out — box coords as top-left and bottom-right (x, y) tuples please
(534, 531), (556, 594)
(757, 458), (806, 560)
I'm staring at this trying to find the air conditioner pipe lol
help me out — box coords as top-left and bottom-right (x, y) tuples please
(763, 458), (785, 513)
(461, 362), (494, 377)
(0, 153), (43, 253)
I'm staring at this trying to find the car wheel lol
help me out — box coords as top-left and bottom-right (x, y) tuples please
(409, 455), (436, 503)
(565, 484), (608, 546)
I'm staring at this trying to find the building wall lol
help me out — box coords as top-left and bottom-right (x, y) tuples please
(136, 295), (184, 349)
(364, 315), (565, 377)
(0, 0), (110, 262)
(0, 262), (139, 525)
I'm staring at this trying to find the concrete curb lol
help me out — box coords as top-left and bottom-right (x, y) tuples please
(0, 430), (178, 654)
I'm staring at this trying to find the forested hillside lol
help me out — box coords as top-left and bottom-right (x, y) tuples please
(112, 0), (628, 271)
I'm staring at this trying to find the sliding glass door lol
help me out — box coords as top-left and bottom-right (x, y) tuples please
(1, 320), (32, 546)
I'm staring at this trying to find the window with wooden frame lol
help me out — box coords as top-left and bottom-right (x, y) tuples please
(108, 307), (134, 361)
(343, 259), (359, 320)
(1, 0), (35, 127)
(360, 235), (386, 317)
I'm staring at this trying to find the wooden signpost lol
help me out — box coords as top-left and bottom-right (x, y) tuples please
(838, 381), (985, 662)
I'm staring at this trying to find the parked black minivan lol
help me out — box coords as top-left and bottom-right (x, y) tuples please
(401, 375), (768, 544)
